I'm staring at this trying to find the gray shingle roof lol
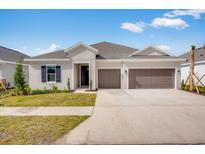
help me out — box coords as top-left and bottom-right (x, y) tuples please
(128, 55), (181, 59)
(179, 47), (205, 62)
(30, 50), (68, 59)
(27, 41), (182, 60)
(91, 41), (139, 59)
(133, 46), (169, 56)
(0, 46), (30, 62)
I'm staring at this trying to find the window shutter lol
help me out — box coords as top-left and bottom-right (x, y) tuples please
(41, 66), (46, 82)
(56, 66), (61, 82)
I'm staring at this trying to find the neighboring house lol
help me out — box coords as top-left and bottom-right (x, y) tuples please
(179, 47), (205, 86)
(0, 46), (30, 87)
(25, 41), (185, 90)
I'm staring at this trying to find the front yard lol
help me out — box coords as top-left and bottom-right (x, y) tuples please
(0, 93), (96, 107)
(0, 116), (89, 144)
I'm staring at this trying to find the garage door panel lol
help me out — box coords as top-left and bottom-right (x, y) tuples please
(98, 69), (121, 89)
(129, 69), (175, 89)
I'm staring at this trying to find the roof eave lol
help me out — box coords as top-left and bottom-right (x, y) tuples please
(24, 59), (70, 62)
(96, 58), (186, 63)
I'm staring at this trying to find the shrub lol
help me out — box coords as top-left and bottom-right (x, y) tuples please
(181, 80), (185, 90)
(52, 85), (58, 92)
(13, 61), (28, 95)
(31, 87), (70, 95)
(183, 85), (205, 93)
(23, 85), (32, 95)
(31, 89), (46, 95)
(89, 80), (92, 91)
(67, 78), (70, 91)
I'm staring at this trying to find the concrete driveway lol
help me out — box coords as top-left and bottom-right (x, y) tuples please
(57, 89), (205, 144)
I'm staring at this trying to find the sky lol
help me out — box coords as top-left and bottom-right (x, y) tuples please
(0, 9), (204, 56)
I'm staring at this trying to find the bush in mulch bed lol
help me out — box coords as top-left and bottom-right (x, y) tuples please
(181, 85), (205, 96)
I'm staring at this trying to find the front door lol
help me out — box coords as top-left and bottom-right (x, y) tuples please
(81, 66), (89, 86)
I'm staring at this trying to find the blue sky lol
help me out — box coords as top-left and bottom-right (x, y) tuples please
(0, 9), (204, 56)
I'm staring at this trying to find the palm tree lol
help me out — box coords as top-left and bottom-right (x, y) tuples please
(189, 45), (195, 91)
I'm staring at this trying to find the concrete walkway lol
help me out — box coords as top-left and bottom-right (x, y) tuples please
(56, 89), (205, 145)
(0, 107), (93, 116)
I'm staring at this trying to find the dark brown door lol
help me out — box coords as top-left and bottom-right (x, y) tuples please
(129, 69), (175, 89)
(98, 69), (121, 89)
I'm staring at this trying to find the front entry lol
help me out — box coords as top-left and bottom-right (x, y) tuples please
(81, 65), (89, 86)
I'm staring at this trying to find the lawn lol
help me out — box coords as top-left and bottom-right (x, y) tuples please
(0, 116), (89, 144)
(0, 93), (96, 106)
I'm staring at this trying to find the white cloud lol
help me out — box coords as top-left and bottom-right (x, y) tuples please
(36, 43), (61, 54)
(157, 45), (171, 51)
(120, 21), (146, 33)
(164, 9), (205, 20)
(22, 46), (28, 50)
(151, 17), (189, 29)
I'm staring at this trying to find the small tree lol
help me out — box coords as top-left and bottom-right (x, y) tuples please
(67, 77), (70, 91)
(13, 61), (27, 94)
(181, 79), (185, 90)
(89, 80), (92, 91)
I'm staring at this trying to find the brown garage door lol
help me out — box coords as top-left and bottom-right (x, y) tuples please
(98, 69), (121, 89)
(129, 69), (175, 89)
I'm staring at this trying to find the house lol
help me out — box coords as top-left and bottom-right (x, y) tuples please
(179, 47), (205, 86)
(0, 46), (30, 87)
(24, 42), (185, 90)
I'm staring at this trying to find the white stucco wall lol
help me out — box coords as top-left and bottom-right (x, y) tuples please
(181, 62), (205, 86)
(26, 44), (183, 90)
(28, 46), (97, 90)
(70, 46), (97, 90)
(0, 63), (28, 87)
(28, 61), (72, 90)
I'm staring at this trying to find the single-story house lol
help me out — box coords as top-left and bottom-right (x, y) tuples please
(179, 47), (205, 86)
(0, 46), (30, 87)
(25, 42), (185, 90)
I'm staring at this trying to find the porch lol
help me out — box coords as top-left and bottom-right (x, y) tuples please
(73, 63), (90, 89)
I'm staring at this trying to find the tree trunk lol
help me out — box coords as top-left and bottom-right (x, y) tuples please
(189, 46), (195, 92)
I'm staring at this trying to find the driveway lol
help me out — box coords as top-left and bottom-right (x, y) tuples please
(57, 89), (205, 144)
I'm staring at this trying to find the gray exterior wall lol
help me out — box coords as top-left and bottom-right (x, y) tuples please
(0, 63), (28, 87)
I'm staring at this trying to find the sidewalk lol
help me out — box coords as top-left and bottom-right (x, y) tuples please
(0, 107), (94, 116)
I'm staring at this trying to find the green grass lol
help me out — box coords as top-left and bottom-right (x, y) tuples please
(0, 116), (89, 144)
(0, 93), (96, 106)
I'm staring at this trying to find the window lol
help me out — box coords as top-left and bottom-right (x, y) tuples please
(41, 65), (61, 83)
(47, 66), (56, 82)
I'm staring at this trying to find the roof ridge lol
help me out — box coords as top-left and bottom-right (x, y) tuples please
(0, 45), (30, 57)
(90, 41), (139, 50)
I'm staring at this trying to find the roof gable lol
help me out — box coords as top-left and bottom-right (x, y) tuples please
(65, 42), (98, 55)
(129, 45), (171, 57)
